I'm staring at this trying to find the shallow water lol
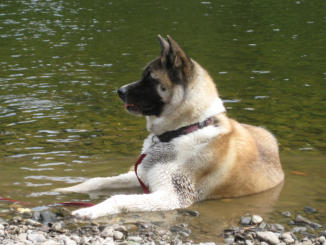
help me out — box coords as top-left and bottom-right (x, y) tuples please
(0, 0), (325, 242)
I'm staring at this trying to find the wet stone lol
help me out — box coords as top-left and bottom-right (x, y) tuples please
(304, 206), (317, 213)
(240, 216), (252, 226)
(291, 226), (307, 233)
(281, 211), (292, 217)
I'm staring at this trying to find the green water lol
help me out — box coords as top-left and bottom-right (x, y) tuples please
(0, 0), (325, 241)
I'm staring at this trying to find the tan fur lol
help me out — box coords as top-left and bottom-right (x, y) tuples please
(194, 113), (284, 199)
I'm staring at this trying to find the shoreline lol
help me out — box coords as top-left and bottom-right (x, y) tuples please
(0, 207), (325, 244)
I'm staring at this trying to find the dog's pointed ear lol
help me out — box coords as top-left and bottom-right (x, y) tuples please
(166, 35), (193, 82)
(158, 34), (170, 64)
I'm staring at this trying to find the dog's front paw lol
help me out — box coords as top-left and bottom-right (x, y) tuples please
(72, 207), (102, 220)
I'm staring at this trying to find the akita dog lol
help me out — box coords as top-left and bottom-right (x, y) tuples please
(55, 35), (284, 219)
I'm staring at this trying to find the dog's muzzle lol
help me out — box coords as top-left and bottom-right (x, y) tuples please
(117, 86), (127, 102)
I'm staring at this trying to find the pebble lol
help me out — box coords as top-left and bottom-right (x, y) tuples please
(304, 206), (317, 213)
(295, 215), (322, 228)
(281, 211), (292, 217)
(251, 215), (263, 224)
(280, 232), (294, 244)
(101, 226), (114, 237)
(0, 209), (325, 245)
(113, 230), (124, 240)
(240, 215), (252, 226)
(27, 231), (47, 243)
(291, 226), (307, 233)
(256, 231), (280, 245)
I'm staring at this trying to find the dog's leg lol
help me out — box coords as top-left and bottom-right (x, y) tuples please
(72, 190), (181, 219)
(54, 172), (139, 194)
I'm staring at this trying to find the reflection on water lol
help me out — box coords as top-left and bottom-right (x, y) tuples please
(0, 0), (325, 239)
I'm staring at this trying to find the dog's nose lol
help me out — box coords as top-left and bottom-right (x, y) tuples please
(117, 87), (127, 101)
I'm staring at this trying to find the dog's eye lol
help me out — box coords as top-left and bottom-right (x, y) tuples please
(159, 84), (166, 92)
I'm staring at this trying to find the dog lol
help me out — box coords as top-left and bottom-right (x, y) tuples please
(55, 35), (284, 219)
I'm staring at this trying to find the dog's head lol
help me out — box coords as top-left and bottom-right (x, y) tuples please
(117, 35), (194, 117)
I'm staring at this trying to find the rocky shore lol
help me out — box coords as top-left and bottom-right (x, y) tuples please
(0, 207), (325, 245)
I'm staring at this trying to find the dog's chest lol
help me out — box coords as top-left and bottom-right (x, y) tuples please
(142, 142), (177, 169)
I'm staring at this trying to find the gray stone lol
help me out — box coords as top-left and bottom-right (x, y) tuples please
(42, 240), (62, 245)
(128, 236), (143, 242)
(240, 216), (252, 226)
(280, 232), (294, 244)
(251, 215), (263, 224)
(27, 231), (47, 243)
(301, 237), (313, 245)
(319, 236), (326, 241)
(224, 236), (234, 244)
(281, 211), (292, 217)
(270, 223), (285, 232)
(113, 230), (124, 240)
(245, 240), (254, 245)
(295, 215), (322, 228)
(24, 219), (42, 227)
(101, 227), (114, 237)
(291, 226), (307, 233)
(0, 224), (4, 230)
(304, 206), (317, 213)
(102, 237), (114, 245)
(256, 231), (280, 245)
(59, 235), (77, 245)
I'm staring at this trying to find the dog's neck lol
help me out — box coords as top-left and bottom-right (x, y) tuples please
(146, 97), (226, 135)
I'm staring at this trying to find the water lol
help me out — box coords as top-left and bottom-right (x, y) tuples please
(0, 0), (325, 241)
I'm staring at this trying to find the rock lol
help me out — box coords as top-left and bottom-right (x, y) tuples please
(60, 235), (77, 245)
(295, 215), (322, 228)
(304, 206), (317, 213)
(52, 222), (63, 232)
(0, 223), (4, 230)
(240, 216), (252, 226)
(224, 236), (234, 244)
(113, 230), (124, 240)
(321, 230), (326, 237)
(302, 237), (313, 245)
(281, 211), (292, 217)
(256, 231), (280, 245)
(27, 231), (47, 243)
(280, 232), (294, 244)
(245, 240), (254, 245)
(251, 215), (263, 224)
(42, 240), (62, 245)
(318, 236), (326, 243)
(128, 236), (143, 242)
(270, 223), (285, 232)
(101, 227), (114, 237)
(24, 219), (42, 227)
(291, 226), (307, 233)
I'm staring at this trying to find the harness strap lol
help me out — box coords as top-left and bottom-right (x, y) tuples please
(134, 153), (150, 194)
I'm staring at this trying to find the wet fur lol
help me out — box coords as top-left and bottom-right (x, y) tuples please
(54, 35), (284, 219)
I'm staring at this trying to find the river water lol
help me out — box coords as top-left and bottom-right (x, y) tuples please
(0, 0), (325, 242)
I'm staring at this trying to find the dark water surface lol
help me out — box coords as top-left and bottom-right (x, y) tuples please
(1, 0), (325, 241)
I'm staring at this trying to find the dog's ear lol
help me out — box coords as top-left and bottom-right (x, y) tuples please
(166, 35), (194, 83)
(158, 34), (170, 64)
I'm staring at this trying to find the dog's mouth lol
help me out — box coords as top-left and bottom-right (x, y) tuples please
(124, 103), (141, 114)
